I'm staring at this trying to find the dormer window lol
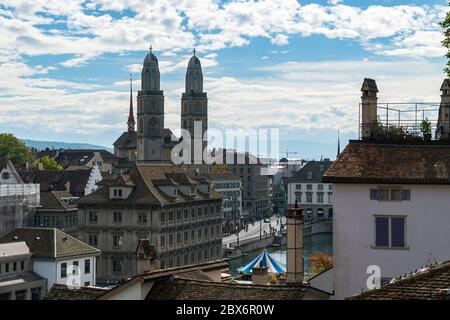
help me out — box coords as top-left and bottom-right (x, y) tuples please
(113, 188), (123, 198)
(307, 172), (313, 180)
(191, 187), (196, 195)
(174, 188), (178, 196)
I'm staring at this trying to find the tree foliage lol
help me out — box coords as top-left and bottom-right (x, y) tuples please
(309, 252), (333, 275)
(0, 133), (35, 166)
(40, 155), (63, 170)
(440, 1), (450, 78)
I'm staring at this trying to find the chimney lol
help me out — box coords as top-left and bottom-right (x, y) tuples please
(437, 79), (450, 140)
(361, 78), (378, 139)
(286, 204), (304, 284)
(252, 265), (268, 285)
(65, 181), (71, 193)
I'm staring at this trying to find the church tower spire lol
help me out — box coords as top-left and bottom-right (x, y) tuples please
(127, 74), (135, 132)
(137, 47), (165, 162)
(181, 50), (208, 163)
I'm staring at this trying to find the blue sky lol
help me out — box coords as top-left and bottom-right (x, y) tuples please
(0, 0), (448, 159)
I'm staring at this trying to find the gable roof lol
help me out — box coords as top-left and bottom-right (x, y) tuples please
(44, 284), (107, 300)
(113, 131), (137, 149)
(0, 228), (100, 260)
(323, 140), (450, 184)
(76, 164), (222, 206)
(287, 160), (333, 183)
(38, 191), (77, 211)
(145, 278), (314, 300)
(347, 261), (450, 300)
(18, 169), (92, 196)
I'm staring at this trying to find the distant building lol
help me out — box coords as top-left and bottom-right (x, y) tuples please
(74, 163), (223, 284)
(269, 158), (304, 215)
(0, 158), (40, 235)
(286, 159), (333, 223)
(36, 149), (119, 174)
(215, 150), (272, 221)
(0, 227), (100, 292)
(0, 242), (47, 300)
(19, 166), (102, 198)
(32, 191), (78, 230)
(201, 172), (243, 234)
(323, 78), (450, 299)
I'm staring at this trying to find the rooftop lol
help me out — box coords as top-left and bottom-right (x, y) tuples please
(347, 261), (450, 300)
(323, 140), (450, 184)
(44, 284), (107, 300)
(0, 228), (100, 260)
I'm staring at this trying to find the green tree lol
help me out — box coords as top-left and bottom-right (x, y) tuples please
(40, 155), (63, 170)
(440, 1), (450, 78)
(0, 133), (35, 166)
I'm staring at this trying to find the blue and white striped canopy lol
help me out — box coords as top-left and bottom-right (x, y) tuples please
(238, 250), (287, 274)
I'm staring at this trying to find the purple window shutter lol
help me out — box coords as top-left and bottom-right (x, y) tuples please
(391, 217), (405, 247)
(370, 189), (379, 200)
(401, 189), (411, 201)
(375, 217), (389, 247)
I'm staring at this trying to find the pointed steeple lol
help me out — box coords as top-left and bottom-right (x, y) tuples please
(127, 74), (135, 132)
(337, 129), (341, 158)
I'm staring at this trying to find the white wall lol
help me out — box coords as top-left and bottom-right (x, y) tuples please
(34, 256), (96, 290)
(84, 165), (102, 195)
(333, 184), (450, 299)
(287, 182), (333, 206)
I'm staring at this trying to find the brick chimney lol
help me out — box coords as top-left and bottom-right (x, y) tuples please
(361, 78), (379, 139)
(286, 205), (304, 284)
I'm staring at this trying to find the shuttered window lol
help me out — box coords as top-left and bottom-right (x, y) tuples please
(374, 216), (406, 248)
(391, 218), (405, 247)
(375, 217), (389, 247)
(370, 188), (411, 201)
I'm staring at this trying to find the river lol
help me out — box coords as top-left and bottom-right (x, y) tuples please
(228, 233), (333, 278)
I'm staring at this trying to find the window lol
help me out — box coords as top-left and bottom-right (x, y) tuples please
(184, 231), (188, 242)
(374, 216), (406, 248)
(160, 211), (166, 223)
(15, 290), (26, 300)
(328, 192), (333, 203)
(169, 234), (174, 246)
(318, 184), (324, 190)
(306, 184), (312, 190)
(72, 261), (79, 275)
(371, 188), (411, 201)
(5, 263), (9, 273)
(184, 209), (188, 220)
(191, 209), (195, 219)
(198, 208), (202, 218)
(112, 260), (122, 272)
(169, 211), (174, 221)
(113, 235), (123, 247)
(328, 184), (333, 190)
(89, 211), (97, 224)
(307, 172), (313, 180)
(84, 259), (91, 274)
(177, 232), (181, 244)
(84, 281), (90, 287)
(113, 188), (123, 198)
(138, 212), (147, 224)
(295, 184), (301, 190)
(13, 262), (17, 272)
(61, 263), (67, 278)
(20, 261), (24, 270)
(160, 235), (166, 247)
(317, 192), (324, 203)
(176, 210), (181, 221)
(1, 172), (10, 180)
(295, 192), (302, 203)
(113, 211), (122, 223)
(306, 192), (313, 203)
(88, 234), (97, 246)
(31, 287), (41, 300)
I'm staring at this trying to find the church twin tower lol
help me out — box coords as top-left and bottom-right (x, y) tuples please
(115, 48), (208, 163)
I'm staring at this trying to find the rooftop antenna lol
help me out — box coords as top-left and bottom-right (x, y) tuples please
(149, 44), (152, 53)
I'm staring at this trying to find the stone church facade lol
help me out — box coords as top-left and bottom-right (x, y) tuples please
(114, 49), (208, 165)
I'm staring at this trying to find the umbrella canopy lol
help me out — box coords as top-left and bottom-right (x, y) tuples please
(238, 249), (287, 274)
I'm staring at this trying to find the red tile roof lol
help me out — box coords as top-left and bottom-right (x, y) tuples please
(323, 140), (450, 184)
